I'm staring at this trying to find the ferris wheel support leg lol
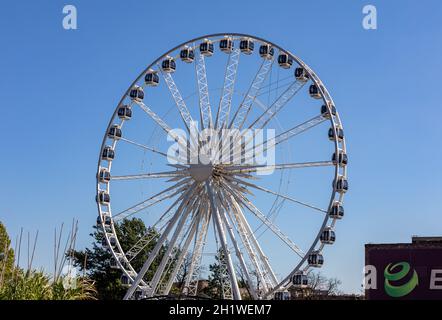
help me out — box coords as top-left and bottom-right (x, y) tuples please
(147, 196), (200, 297)
(123, 185), (197, 300)
(161, 209), (201, 295)
(219, 206), (258, 300)
(206, 182), (242, 300)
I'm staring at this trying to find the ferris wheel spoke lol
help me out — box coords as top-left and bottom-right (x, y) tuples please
(159, 68), (195, 133)
(162, 211), (201, 295)
(147, 192), (201, 297)
(255, 77), (295, 99)
(123, 184), (199, 299)
(223, 160), (334, 175)
(135, 100), (189, 154)
(243, 114), (328, 162)
(248, 79), (306, 131)
(223, 80), (308, 162)
(222, 181), (305, 259)
(214, 48), (241, 130)
(119, 137), (187, 164)
(206, 181), (242, 300)
(125, 190), (190, 262)
(228, 176), (327, 213)
(156, 205), (200, 295)
(223, 192), (277, 290)
(195, 50), (213, 130)
(110, 169), (188, 181)
(182, 202), (211, 296)
(215, 193), (259, 299)
(113, 178), (191, 221)
(229, 56), (274, 130)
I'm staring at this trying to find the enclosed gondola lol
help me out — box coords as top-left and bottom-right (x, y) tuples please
(145, 70), (159, 86)
(129, 85), (144, 101)
(239, 38), (254, 54)
(278, 52), (293, 69)
(200, 39), (214, 56)
(161, 57), (176, 73)
(259, 44), (274, 60)
(180, 46), (195, 63)
(329, 201), (344, 219)
(308, 251), (324, 267)
(117, 105), (132, 120)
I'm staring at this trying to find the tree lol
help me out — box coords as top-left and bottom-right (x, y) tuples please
(70, 218), (165, 300)
(205, 249), (230, 299)
(0, 222), (15, 285)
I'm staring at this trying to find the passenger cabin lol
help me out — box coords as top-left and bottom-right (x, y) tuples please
(161, 57), (176, 73)
(278, 53), (293, 69)
(117, 105), (132, 120)
(320, 227), (336, 244)
(259, 44), (274, 60)
(200, 39), (214, 56)
(309, 84), (322, 99)
(239, 38), (254, 54)
(295, 67), (309, 82)
(145, 70), (159, 86)
(329, 202), (344, 219)
(180, 46), (195, 63)
(129, 85), (144, 101)
(308, 251), (324, 267)
(220, 37), (234, 53)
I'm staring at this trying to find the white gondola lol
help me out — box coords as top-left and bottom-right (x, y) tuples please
(145, 69), (159, 86)
(320, 227), (336, 244)
(320, 104), (336, 119)
(101, 146), (115, 161)
(180, 46), (195, 63)
(220, 36), (233, 53)
(332, 150), (348, 167)
(309, 84), (322, 99)
(328, 126), (344, 142)
(129, 85), (144, 101)
(239, 38), (254, 54)
(259, 44), (274, 60)
(334, 176), (348, 193)
(200, 39), (214, 56)
(278, 52), (293, 69)
(161, 56), (176, 73)
(98, 168), (111, 183)
(107, 124), (122, 140)
(292, 271), (308, 288)
(274, 291), (291, 300)
(294, 67), (309, 82)
(96, 191), (110, 204)
(308, 251), (324, 267)
(329, 201), (344, 219)
(117, 104), (132, 120)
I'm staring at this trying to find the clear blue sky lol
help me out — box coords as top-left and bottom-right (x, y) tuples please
(1, 0), (441, 294)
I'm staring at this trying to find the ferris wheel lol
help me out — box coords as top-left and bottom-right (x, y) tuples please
(96, 33), (348, 300)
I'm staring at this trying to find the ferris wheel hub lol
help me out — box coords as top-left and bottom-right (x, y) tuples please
(189, 163), (213, 182)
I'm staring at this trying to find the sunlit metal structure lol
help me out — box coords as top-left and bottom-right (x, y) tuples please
(95, 33), (347, 300)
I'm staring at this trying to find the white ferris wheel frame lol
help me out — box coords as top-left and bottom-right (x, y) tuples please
(95, 33), (347, 300)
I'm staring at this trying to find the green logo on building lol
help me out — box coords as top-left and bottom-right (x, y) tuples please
(384, 262), (419, 297)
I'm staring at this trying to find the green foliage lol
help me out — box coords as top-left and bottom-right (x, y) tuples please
(0, 222), (15, 283)
(0, 269), (96, 300)
(204, 249), (230, 299)
(70, 218), (165, 300)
